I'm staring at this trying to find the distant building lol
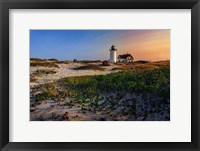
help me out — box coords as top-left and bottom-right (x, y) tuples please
(109, 45), (117, 63)
(118, 53), (134, 62)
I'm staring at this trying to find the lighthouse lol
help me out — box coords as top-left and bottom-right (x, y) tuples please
(109, 45), (117, 63)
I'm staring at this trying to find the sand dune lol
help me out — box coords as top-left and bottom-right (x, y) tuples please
(30, 62), (120, 87)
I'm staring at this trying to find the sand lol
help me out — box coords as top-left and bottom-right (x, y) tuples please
(30, 62), (120, 87)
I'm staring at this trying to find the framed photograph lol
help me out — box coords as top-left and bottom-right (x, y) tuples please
(0, 0), (199, 150)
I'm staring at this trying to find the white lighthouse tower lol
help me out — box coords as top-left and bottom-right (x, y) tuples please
(109, 45), (117, 63)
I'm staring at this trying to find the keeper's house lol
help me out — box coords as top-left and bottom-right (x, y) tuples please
(117, 54), (134, 62)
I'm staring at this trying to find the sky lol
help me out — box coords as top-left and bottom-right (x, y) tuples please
(30, 30), (170, 61)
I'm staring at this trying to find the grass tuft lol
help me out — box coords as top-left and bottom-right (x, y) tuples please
(32, 69), (57, 77)
(30, 61), (59, 68)
(74, 64), (105, 71)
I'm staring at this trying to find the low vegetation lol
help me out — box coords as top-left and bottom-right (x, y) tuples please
(37, 83), (58, 100)
(30, 69), (57, 83)
(73, 64), (105, 71)
(30, 58), (45, 61)
(151, 60), (170, 67)
(76, 60), (102, 63)
(56, 61), (70, 64)
(112, 61), (169, 71)
(112, 65), (135, 71)
(32, 69), (57, 76)
(102, 60), (110, 66)
(30, 59), (170, 121)
(134, 64), (158, 71)
(130, 60), (151, 64)
(30, 76), (37, 82)
(47, 58), (58, 62)
(30, 61), (59, 68)
(33, 65), (169, 103)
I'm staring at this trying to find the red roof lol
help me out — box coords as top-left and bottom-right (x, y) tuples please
(118, 54), (134, 59)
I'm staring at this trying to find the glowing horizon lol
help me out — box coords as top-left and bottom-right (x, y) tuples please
(30, 30), (170, 61)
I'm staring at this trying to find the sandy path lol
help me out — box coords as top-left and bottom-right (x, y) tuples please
(31, 63), (120, 86)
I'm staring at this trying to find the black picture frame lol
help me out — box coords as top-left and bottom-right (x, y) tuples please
(0, 0), (199, 150)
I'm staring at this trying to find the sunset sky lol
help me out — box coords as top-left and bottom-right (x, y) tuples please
(30, 30), (170, 61)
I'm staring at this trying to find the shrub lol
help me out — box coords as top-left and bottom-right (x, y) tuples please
(56, 61), (70, 64)
(48, 58), (58, 62)
(41, 83), (57, 96)
(32, 69), (57, 77)
(30, 58), (44, 61)
(134, 64), (158, 71)
(132, 60), (150, 64)
(111, 66), (135, 71)
(77, 60), (101, 63)
(30, 69), (57, 83)
(102, 60), (110, 66)
(30, 62), (59, 68)
(74, 65), (105, 71)
(30, 76), (37, 82)
(36, 83), (58, 100)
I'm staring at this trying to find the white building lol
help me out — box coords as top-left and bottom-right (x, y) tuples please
(118, 53), (134, 62)
(109, 45), (117, 63)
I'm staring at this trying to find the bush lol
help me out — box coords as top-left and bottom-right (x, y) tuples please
(133, 60), (150, 64)
(76, 60), (101, 63)
(30, 76), (37, 82)
(48, 58), (58, 62)
(30, 58), (44, 61)
(32, 69), (57, 77)
(102, 60), (110, 66)
(74, 65), (105, 71)
(30, 69), (57, 83)
(56, 61), (70, 64)
(30, 62), (59, 68)
(36, 83), (58, 100)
